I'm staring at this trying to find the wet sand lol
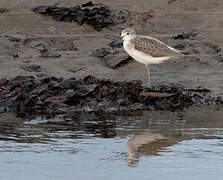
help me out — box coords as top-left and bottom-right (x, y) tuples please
(0, 0), (223, 94)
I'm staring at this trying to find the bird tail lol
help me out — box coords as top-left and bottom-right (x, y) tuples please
(170, 50), (185, 58)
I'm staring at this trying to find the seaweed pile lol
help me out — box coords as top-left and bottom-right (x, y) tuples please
(0, 75), (221, 118)
(32, 2), (130, 31)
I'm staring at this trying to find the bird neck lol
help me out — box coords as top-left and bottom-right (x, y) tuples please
(123, 34), (136, 42)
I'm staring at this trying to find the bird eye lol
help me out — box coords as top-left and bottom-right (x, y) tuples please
(127, 32), (129, 35)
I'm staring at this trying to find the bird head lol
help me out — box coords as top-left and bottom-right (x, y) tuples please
(121, 28), (136, 41)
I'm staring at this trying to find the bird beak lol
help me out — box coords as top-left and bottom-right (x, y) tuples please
(121, 33), (125, 38)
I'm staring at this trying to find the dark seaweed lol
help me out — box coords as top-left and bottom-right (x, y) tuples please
(0, 75), (221, 118)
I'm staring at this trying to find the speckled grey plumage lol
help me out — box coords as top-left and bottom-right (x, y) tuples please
(131, 36), (184, 58)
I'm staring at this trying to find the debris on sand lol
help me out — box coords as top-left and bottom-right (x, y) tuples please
(32, 1), (130, 31)
(0, 75), (221, 118)
(108, 40), (123, 48)
(172, 29), (199, 40)
(92, 39), (132, 68)
(3, 33), (26, 42)
(92, 48), (110, 58)
(203, 42), (221, 54)
(214, 53), (223, 62)
(40, 49), (61, 58)
(102, 49), (131, 68)
(172, 40), (222, 63)
(0, 8), (8, 14)
(167, 0), (176, 4)
(55, 40), (78, 51)
(67, 66), (83, 73)
(2, 33), (65, 59)
(173, 44), (185, 50)
(142, 10), (155, 21)
(21, 65), (41, 72)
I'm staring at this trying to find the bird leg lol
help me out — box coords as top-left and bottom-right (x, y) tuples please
(146, 64), (151, 88)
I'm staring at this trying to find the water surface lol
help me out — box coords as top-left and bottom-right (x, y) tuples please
(0, 106), (223, 180)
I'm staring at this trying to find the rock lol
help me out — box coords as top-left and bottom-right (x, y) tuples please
(21, 65), (41, 72)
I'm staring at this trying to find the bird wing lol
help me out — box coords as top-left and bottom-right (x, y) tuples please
(131, 36), (183, 58)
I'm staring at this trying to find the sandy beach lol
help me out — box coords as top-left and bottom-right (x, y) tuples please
(1, 0), (223, 94)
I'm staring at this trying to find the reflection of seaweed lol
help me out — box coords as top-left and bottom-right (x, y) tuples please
(32, 1), (130, 31)
(84, 120), (116, 138)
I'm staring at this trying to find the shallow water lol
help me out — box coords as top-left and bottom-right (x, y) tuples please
(0, 106), (223, 180)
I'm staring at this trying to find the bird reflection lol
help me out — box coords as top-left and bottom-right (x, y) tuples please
(126, 129), (178, 165)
